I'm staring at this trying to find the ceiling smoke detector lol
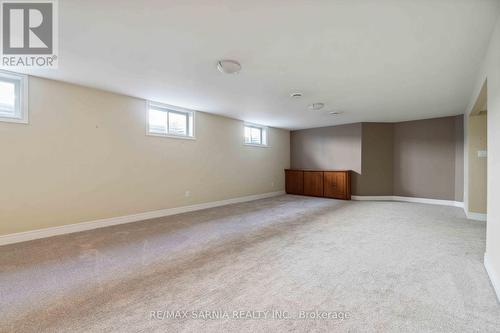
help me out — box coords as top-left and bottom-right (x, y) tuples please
(217, 60), (242, 74)
(308, 103), (325, 111)
(290, 92), (303, 98)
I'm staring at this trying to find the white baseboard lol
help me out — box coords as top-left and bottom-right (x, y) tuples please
(466, 211), (487, 221)
(0, 191), (285, 246)
(484, 253), (500, 303)
(351, 195), (464, 208)
(351, 195), (394, 201)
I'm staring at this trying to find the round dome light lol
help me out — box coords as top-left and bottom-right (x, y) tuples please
(308, 103), (325, 111)
(217, 60), (242, 74)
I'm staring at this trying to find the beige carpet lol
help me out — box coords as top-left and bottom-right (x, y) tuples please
(0, 195), (499, 332)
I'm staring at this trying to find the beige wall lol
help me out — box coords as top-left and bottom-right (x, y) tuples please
(468, 113), (487, 213)
(0, 77), (290, 236)
(466, 12), (500, 299)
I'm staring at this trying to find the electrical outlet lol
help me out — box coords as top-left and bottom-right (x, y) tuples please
(185, 190), (191, 197)
(271, 181), (275, 187)
(478, 150), (487, 158)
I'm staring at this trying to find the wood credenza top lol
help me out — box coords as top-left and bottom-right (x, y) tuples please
(285, 169), (351, 200)
(285, 169), (351, 172)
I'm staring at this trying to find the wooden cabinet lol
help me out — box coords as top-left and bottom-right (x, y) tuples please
(285, 169), (351, 200)
(324, 171), (351, 200)
(304, 171), (324, 197)
(285, 170), (304, 195)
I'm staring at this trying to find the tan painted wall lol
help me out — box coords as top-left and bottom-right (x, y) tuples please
(0, 77), (290, 236)
(468, 113), (487, 213)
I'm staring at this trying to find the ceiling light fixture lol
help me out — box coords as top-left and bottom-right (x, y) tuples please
(329, 111), (343, 115)
(308, 103), (325, 111)
(290, 92), (303, 98)
(217, 60), (242, 74)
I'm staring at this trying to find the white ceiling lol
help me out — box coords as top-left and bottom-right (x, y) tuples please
(14, 0), (500, 130)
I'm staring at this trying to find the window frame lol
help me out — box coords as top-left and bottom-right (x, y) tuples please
(146, 101), (196, 140)
(0, 70), (28, 124)
(243, 123), (270, 147)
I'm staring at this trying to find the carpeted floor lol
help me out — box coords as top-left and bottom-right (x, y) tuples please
(0, 195), (499, 332)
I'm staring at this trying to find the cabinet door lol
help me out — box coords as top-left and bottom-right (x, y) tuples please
(324, 171), (347, 199)
(285, 170), (304, 195)
(304, 171), (324, 197)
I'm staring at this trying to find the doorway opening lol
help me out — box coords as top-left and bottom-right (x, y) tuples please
(468, 80), (487, 219)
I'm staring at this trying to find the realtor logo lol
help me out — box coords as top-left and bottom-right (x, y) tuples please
(1, 0), (58, 67)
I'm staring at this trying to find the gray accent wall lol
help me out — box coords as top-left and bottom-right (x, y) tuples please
(356, 123), (394, 196)
(454, 116), (464, 202)
(290, 123), (362, 173)
(393, 116), (464, 200)
(290, 115), (464, 201)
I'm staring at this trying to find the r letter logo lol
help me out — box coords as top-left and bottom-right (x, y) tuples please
(1, 0), (58, 68)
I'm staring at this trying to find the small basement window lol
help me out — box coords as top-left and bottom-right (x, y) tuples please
(0, 70), (28, 124)
(244, 124), (268, 146)
(147, 102), (194, 138)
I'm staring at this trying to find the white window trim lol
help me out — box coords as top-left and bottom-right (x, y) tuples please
(0, 70), (28, 124)
(243, 123), (270, 148)
(146, 101), (196, 140)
